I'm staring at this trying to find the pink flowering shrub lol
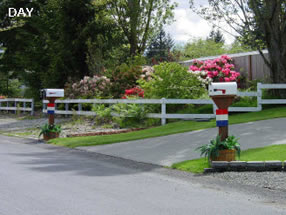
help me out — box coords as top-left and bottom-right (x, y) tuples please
(140, 66), (154, 81)
(65, 75), (111, 99)
(189, 55), (240, 83)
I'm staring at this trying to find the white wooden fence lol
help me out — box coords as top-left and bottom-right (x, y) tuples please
(42, 90), (260, 125)
(0, 98), (34, 115)
(40, 83), (286, 125)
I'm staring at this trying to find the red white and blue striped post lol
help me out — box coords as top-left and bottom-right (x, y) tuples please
(47, 103), (55, 115)
(216, 109), (228, 127)
(216, 108), (229, 141)
(47, 98), (56, 126)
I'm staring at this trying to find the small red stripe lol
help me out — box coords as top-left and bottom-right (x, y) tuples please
(47, 103), (55, 107)
(216, 109), (228, 115)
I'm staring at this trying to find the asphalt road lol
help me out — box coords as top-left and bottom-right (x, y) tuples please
(80, 118), (286, 166)
(1, 135), (286, 215)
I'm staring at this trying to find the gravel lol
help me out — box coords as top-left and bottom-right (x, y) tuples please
(0, 115), (128, 139)
(209, 171), (286, 192)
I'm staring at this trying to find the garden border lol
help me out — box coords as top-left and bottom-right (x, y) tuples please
(204, 161), (286, 173)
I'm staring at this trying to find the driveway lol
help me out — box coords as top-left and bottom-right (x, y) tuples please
(0, 135), (285, 215)
(79, 118), (286, 166)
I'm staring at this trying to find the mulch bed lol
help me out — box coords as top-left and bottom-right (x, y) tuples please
(66, 128), (145, 137)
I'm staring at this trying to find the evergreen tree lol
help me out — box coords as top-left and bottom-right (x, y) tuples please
(146, 29), (174, 63)
(207, 27), (225, 44)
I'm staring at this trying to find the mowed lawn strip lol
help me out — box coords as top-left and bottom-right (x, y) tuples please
(172, 144), (286, 173)
(50, 106), (286, 148)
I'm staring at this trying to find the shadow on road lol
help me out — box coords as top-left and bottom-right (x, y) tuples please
(8, 142), (161, 177)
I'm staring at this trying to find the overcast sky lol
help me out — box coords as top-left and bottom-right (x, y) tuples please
(165, 0), (237, 45)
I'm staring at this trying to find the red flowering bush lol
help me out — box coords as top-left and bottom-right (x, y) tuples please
(0, 95), (6, 99)
(122, 87), (144, 99)
(189, 55), (240, 83)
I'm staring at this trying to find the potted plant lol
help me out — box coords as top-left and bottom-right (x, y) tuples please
(196, 135), (240, 162)
(39, 124), (62, 141)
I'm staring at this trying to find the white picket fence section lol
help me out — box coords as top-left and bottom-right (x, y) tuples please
(0, 98), (34, 115)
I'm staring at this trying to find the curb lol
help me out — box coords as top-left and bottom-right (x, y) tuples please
(206, 161), (285, 173)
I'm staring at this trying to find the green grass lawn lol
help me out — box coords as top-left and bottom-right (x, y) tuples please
(172, 144), (286, 173)
(50, 106), (286, 148)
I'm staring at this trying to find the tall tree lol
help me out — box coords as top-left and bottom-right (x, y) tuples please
(0, 0), (113, 98)
(207, 27), (225, 44)
(190, 0), (286, 84)
(108, 0), (177, 56)
(146, 29), (174, 62)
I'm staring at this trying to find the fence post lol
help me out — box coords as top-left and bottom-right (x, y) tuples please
(7, 100), (9, 114)
(212, 101), (217, 115)
(161, 98), (166, 125)
(65, 103), (69, 117)
(43, 100), (46, 116)
(78, 103), (82, 114)
(31, 99), (34, 116)
(14, 100), (17, 114)
(257, 83), (262, 111)
(23, 101), (26, 114)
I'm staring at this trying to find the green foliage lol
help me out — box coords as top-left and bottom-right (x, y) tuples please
(107, 55), (146, 98)
(0, 0), (117, 100)
(108, 0), (177, 55)
(39, 124), (62, 137)
(92, 104), (113, 125)
(181, 39), (226, 60)
(146, 29), (174, 64)
(207, 27), (225, 44)
(138, 62), (206, 99)
(92, 102), (150, 128)
(173, 144), (286, 173)
(196, 135), (240, 161)
(0, 79), (22, 97)
(231, 96), (257, 107)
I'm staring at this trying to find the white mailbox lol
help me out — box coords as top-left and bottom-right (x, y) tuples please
(42, 89), (64, 98)
(209, 82), (237, 96)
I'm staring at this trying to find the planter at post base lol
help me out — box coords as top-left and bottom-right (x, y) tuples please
(43, 132), (60, 141)
(212, 149), (236, 162)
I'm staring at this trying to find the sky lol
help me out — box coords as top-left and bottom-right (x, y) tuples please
(165, 0), (237, 45)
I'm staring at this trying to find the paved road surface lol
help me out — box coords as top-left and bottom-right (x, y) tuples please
(1, 135), (285, 215)
(80, 118), (286, 166)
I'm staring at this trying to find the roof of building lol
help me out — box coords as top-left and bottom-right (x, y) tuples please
(181, 50), (268, 65)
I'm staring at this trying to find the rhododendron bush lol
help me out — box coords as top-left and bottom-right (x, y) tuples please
(189, 55), (240, 83)
(65, 76), (111, 99)
(122, 87), (144, 99)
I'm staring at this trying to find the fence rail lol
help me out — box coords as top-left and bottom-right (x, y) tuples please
(40, 83), (286, 125)
(0, 98), (34, 115)
(42, 90), (261, 125)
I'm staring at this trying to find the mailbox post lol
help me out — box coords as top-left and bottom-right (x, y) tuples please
(209, 82), (237, 141)
(41, 89), (64, 126)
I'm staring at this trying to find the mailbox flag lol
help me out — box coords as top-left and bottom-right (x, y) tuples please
(47, 103), (55, 114)
(216, 109), (228, 127)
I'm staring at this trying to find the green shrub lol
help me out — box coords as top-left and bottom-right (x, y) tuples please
(107, 55), (146, 98)
(138, 62), (206, 99)
(92, 104), (113, 125)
